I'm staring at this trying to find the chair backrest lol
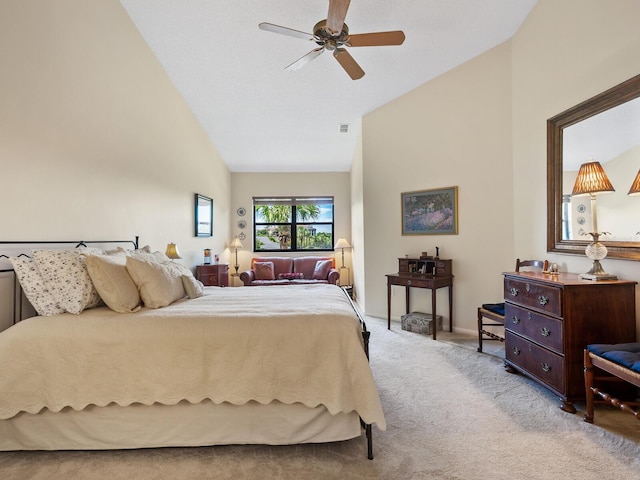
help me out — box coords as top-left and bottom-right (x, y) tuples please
(515, 258), (544, 272)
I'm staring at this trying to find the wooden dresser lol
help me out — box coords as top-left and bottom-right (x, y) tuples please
(195, 263), (229, 287)
(503, 271), (636, 413)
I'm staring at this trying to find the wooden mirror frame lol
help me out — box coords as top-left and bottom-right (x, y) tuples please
(547, 73), (640, 261)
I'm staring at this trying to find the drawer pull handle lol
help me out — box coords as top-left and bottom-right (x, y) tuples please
(407, 280), (412, 286)
(513, 347), (521, 356)
(541, 363), (551, 373)
(541, 327), (550, 337)
(512, 316), (520, 325)
(525, 283), (531, 292)
(510, 287), (519, 297)
(539, 295), (549, 306)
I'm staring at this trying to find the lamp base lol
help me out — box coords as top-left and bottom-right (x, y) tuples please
(579, 260), (617, 281)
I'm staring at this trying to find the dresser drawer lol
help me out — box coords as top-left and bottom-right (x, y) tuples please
(504, 277), (562, 317)
(504, 303), (564, 354)
(505, 331), (565, 394)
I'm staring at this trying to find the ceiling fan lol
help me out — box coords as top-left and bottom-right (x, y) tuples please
(259, 0), (405, 80)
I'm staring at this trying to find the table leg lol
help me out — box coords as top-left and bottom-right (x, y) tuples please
(449, 284), (453, 332)
(405, 286), (410, 314)
(387, 282), (391, 330)
(431, 288), (438, 340)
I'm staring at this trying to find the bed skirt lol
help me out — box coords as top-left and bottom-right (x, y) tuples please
(0, 400), (361, 451)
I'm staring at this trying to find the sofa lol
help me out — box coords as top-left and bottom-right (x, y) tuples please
(239, 256), (339, 286)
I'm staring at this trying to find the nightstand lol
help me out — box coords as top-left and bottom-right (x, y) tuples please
(195, 263), (229, 287)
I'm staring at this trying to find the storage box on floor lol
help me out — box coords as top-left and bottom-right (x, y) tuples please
(401, 312), (443, 335)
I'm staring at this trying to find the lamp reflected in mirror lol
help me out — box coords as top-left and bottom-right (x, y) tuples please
(571, 160), (617, 280)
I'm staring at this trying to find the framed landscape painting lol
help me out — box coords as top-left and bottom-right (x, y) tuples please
(401, 186), (458, 235)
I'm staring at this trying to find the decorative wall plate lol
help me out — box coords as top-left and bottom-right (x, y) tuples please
(237, 220), (246, 229)
(237, 207), (246, 216)
(577, 204), (586, 213)
(238, 232), (246, 240)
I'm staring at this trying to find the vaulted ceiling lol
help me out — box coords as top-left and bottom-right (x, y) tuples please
(121, 0), (537, 172)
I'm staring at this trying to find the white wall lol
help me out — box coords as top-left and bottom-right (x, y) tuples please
(230, 172), (351, 281)
(511, 0), (640, 331)
(362, 42), (514, 332)
(360, 0), (640, 335)
(0, 0), (231, 330)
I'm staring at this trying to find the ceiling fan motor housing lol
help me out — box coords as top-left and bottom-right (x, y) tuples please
(313, 20), (349, 50)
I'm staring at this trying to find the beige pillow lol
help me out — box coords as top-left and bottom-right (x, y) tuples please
(125, 256), (186, 308)
(182, 275), (204, 299)
(85, 254), (141, 313)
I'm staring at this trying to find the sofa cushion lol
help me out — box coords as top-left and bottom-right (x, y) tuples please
(312, 259), (333, 280)
(251, 257), (293, 277)
(293, 257), (335, 279)
(254, 262), (276, 280)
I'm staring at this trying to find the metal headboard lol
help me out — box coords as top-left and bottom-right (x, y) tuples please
(0, 236), (139, 324)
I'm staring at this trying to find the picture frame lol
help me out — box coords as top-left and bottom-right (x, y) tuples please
(401, 186), (458, 235)
(195, 193), (213, 237)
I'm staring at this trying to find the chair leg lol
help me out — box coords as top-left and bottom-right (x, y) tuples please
(584, 349), (595, 423)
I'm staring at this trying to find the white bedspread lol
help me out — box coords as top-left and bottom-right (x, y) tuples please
(0, 284), (386, 430)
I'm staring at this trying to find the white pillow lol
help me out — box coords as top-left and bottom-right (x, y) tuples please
(182, 275), (204, 299)
(32, 249), (103, 315)
(125, 256), (186, 308)
(9, 256), (65, 316)
(85, 254), (141, 313)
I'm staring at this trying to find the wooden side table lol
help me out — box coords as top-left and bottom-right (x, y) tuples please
(195, 263), (229, 287)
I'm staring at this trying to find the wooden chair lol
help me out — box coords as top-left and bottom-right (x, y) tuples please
(584, 344), (640, 423)
(477, 258), (544, 353)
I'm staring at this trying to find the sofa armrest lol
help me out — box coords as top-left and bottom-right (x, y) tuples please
(327, 268), (340, 285)
(239, 270), (255, 286)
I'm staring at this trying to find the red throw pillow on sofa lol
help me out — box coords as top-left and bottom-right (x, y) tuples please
(312, 260), (332, 280)
(254, 262), (275, 280)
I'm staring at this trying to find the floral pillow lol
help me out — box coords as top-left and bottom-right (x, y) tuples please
(32, 248), (103, 315)
(278, 272), (304, 280)
(254, 262), (275, 280)
(9, 256), (65, 316)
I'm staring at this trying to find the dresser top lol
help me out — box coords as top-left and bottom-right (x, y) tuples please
(503, 271), (637, 287)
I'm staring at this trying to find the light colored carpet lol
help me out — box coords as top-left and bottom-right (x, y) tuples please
(1, 316), (639, 480)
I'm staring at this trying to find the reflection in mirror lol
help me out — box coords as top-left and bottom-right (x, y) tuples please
(547, 74), (640, 260)
(562, 96), (640, 241)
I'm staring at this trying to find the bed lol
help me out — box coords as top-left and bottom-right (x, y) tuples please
(0, 239), (385, 458)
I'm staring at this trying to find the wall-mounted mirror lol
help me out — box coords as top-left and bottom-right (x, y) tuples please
(547, 74), (640, 261)
(195, 193), (213, 237)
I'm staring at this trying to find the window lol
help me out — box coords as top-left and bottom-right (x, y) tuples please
(253, 196), (334, 252)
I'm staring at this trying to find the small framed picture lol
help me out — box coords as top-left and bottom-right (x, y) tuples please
(401, 186), (458, 235)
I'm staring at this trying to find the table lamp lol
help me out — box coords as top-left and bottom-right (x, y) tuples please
(165, 243), (182, 261)
(571, 160), (616, 280)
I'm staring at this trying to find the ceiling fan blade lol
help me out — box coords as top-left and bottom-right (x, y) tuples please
(259, 22), (315, 41)
(333, 48), (364, 80)
(326, 0), (351, 35)
(285, 47), (325, 71)
(347, 30), (406, 47)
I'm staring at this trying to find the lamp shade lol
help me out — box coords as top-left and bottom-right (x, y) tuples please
(334, 238), (351, 249)
(165, 243), (182, 260)
(230, 237), (243, 249)
(571, 161), (615, 196)
(628, 169), (640, 196)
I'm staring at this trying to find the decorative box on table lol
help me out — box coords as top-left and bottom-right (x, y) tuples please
(401, 312), (443, 335)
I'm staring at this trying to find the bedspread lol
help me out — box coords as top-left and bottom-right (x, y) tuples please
(0, 284), (386, 429)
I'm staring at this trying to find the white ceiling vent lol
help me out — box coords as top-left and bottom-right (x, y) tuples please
(339, 123), (350, 133)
